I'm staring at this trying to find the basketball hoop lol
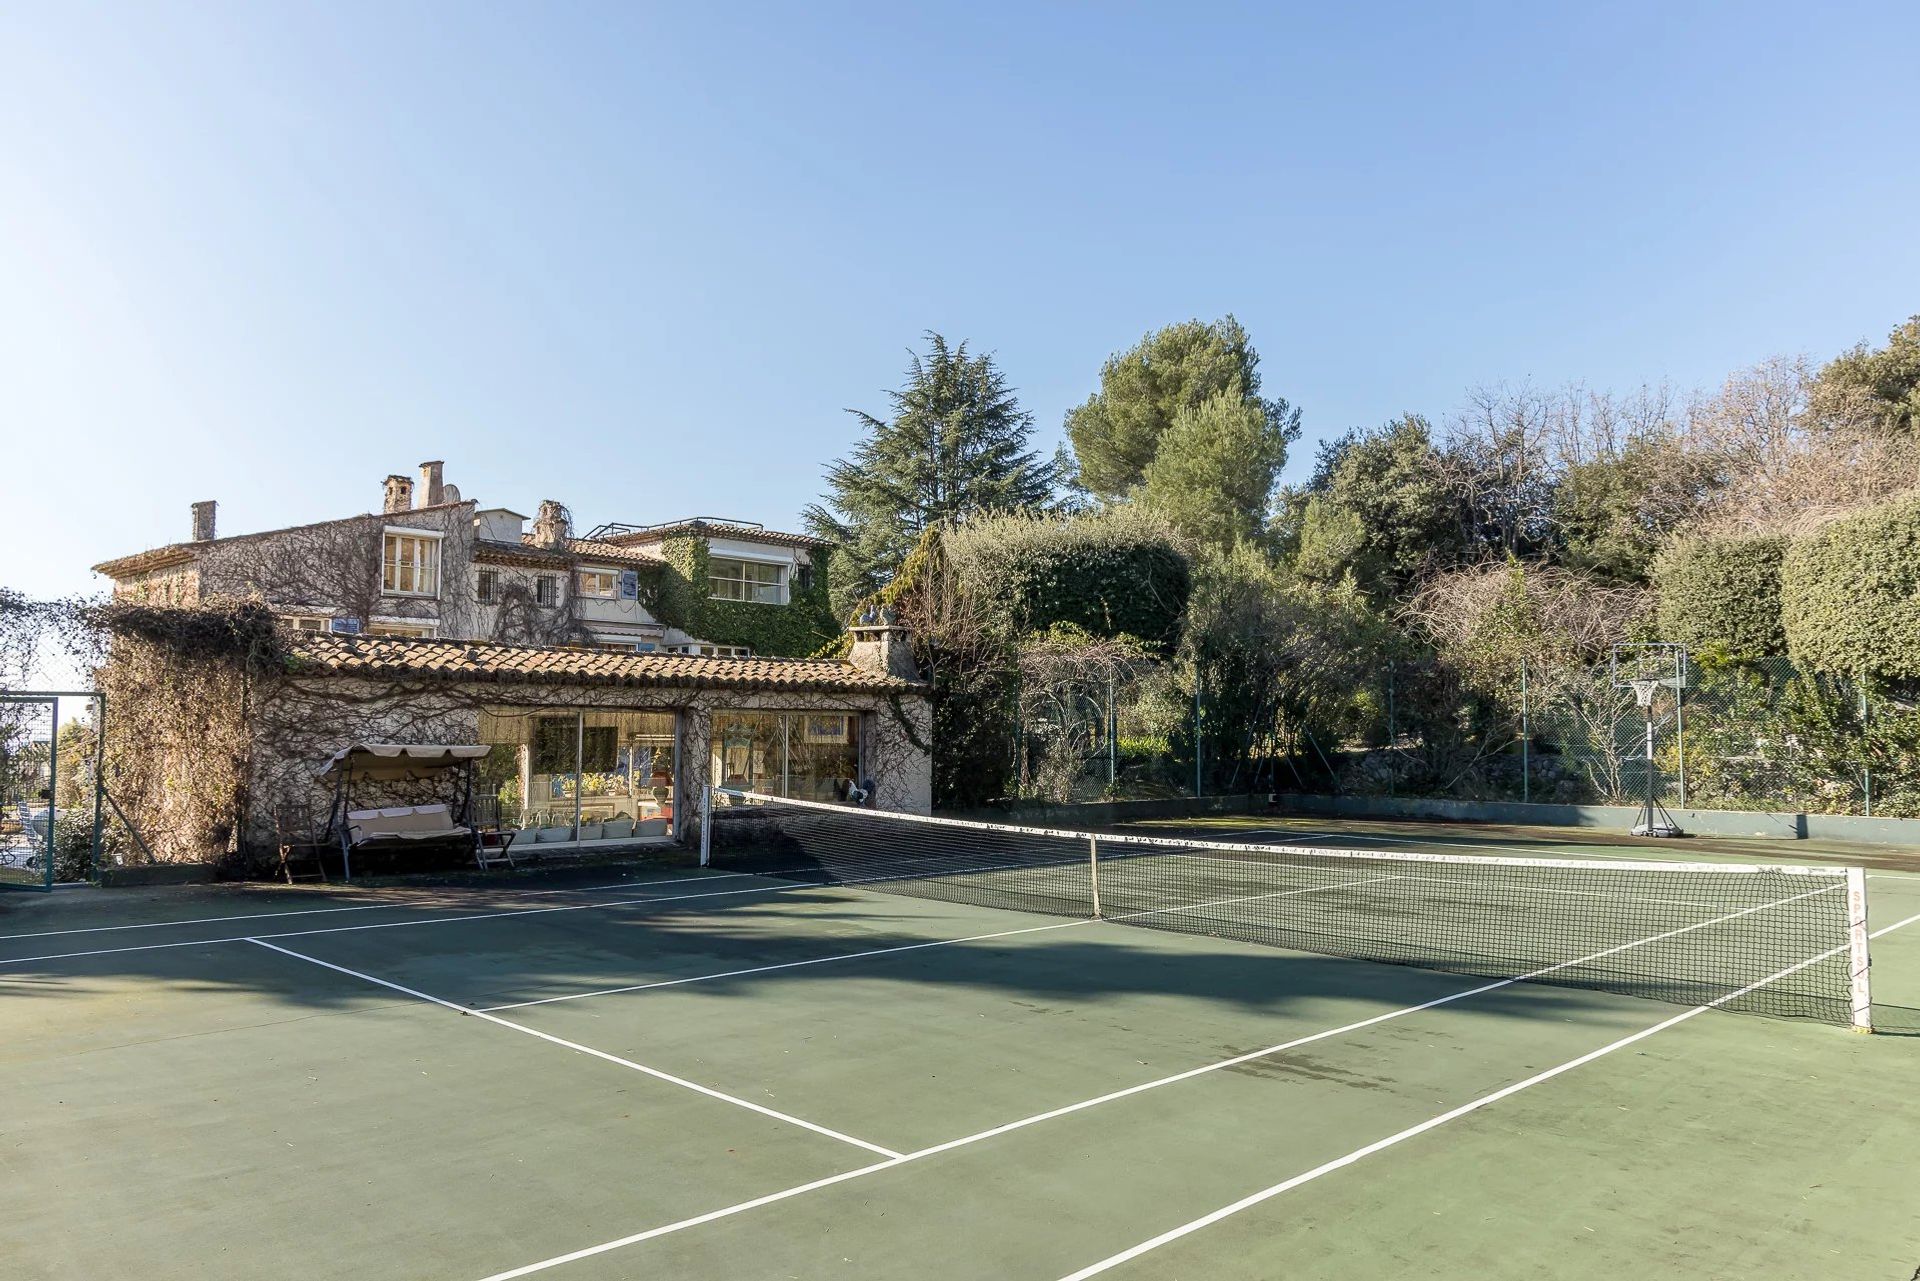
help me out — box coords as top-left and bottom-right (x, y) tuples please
(1629, 678), (1666, 711)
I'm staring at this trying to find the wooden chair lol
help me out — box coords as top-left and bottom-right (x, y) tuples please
(275, 802), (329, 884)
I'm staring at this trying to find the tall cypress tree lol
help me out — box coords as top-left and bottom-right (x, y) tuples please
(806, 333), (1056, 615)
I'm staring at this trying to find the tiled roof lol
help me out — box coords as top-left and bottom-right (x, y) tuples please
(94, 502), (473, 579)
(92, 545), (199, 578)
(606, 520), (823, 550)
(286, 634), (922, 694)
(563, 538), (668, 566)
(473, 537), (667, 569)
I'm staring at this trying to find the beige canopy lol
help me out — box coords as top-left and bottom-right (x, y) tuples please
(316, 743), (490, 781)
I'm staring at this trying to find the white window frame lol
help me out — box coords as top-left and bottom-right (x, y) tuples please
(708, 556), (786, 605)
(367, 618), (437, 639)
(381, 527), (444, 599)
(279, 614), (334, 633)
(576, 567), (619, 599)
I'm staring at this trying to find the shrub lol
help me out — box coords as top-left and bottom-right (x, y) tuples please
(945, 509), (1191, 652)
(1652, 534), (1788, 658)
(1781, 494), (1920, 680)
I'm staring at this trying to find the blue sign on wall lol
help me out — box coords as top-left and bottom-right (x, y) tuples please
(330, 617), (364, 635)
(619, 570), (640, 600)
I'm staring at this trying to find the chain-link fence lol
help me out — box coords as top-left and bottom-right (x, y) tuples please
(1346, 654), (1915, 817)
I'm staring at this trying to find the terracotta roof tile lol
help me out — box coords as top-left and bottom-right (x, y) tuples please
(606, 520), (822, 550)
(287, 634), (921, 695)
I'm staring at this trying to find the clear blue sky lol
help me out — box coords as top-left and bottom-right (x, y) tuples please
(4, 1), (1917, 602)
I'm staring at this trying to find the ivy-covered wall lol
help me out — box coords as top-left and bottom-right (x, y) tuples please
(654, 535), (840, 657)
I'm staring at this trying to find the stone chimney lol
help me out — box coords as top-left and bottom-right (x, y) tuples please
(383, 474), (413, 514)
(531, 500), (570, 549)
(418, 460), (445, 507)
(848, 606), (920, 682)
(190, 500), (217, 542)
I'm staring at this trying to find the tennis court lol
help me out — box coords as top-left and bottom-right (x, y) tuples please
(4, 799), (1918, 1281)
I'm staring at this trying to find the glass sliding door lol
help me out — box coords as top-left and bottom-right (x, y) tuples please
(713, 711), (861, 804)
(478, 707), (678, 847)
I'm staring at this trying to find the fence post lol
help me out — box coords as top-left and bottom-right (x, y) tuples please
(1520, 660), (1529, 805)
(1106, 678), (1117, 789)
(1193, 673), (1203, 798)
(1675, 657), (1686, 809)
(1861, 684), (1872, 817)
(1386, 666), (1396, 800)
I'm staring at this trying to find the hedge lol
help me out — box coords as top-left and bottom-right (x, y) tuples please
(1652, 534), (1787, 658)
(655, 536), (840, 658)
(1781, 494), (1920, 680)
(945, 510), (1190, 652)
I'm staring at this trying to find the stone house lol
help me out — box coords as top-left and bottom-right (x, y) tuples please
(92, 461), (930, 858)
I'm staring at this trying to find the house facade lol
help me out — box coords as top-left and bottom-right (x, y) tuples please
(92, 461), (930, 858)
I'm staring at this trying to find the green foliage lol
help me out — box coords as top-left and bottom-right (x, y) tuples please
(1286, 416), (1458, 598)
(804, 332), (1057, 612)
(944, 509), (1191, 653)
(1653, 534), (1788, 659)
(653, 536), (839, 658)
(1182, 542), (1390, 790)
(1063, 316), (1300, 541)
(1135, 389), (1286, 551)
(1812, 314), (1920, 439)
(1781, 494), (1920, 680)
(1553, 438), (1714, 583)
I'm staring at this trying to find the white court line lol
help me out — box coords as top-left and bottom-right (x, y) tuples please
(0, 871), (778, 942)
(0, 878), (820, 967)
(480, 874), (1407, 1012)
(246, 938), (904, 1160)
(465, 881), (1840, 1281)
(1054, 903), (1920, 1281)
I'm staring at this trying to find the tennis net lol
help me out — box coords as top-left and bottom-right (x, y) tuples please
(705, 790), (1872, 1027)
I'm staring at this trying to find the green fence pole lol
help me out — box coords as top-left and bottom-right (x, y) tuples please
(1520, 661), (1529, 805)
(1193, 673), (1203, 798)
(1386, 667), (1395, 800)
(1861, 684), (1872, 817)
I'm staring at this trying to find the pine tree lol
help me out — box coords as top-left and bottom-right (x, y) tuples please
(805, 333), (1056, 616)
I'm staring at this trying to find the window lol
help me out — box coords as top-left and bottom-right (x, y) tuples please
(382, 531), (441, 597)
(576, 569), (618, 599)
(368, 621), (435, 639)
(714, 712), (859, 803)
(535, 575), (560, 607)
(476, 570), (498, 604)
(667, 643), (752, 658)
(709, 557), (784, 604)
(279, 615), (331, 633)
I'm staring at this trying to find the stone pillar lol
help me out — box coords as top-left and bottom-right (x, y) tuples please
(418, 460), (445, 507)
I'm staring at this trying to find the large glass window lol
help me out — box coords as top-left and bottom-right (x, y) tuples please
(713, 711), (860, 803)
(382, 531), (441, 597)
(479, 707), (678, 845)
(576, 569), (617, 599)
(709, 557), (784, 604)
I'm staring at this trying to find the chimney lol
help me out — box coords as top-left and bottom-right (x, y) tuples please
(531, 500), (570, 549)
(847, 606), (920, 682)
(418, 460), (445, 507)
(383, 474), (413, 514)
(190, 500), (217, 542)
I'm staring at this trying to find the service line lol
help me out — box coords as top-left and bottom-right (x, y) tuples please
(466, 882), (1840, 1281)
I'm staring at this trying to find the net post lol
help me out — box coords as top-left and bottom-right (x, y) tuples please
(1088, 835), (1101, 919)
(1847, 866), (1872, 1033)
(699, 786), (713, 868)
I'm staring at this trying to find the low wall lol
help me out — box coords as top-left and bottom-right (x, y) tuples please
(1273, 793), (1920, 848)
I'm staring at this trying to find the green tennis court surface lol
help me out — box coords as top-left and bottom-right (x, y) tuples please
(3, 815), (1918, 1281)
